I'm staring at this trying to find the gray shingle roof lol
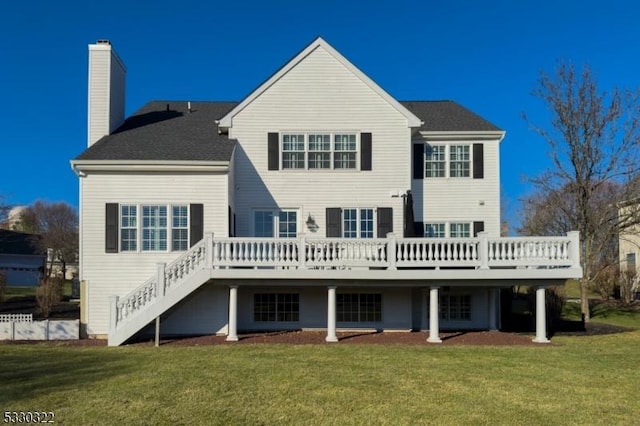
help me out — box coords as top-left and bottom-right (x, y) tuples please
(401, 101), (502, 132)
(75, 101), (237, 161)
(74, 100), (501, 162)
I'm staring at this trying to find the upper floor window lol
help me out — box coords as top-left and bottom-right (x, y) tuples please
(450, 223), (471, 238)
(424, 222), (471, 238)
(172, 206), (189, 251)
(419, 143), (482, 179)
(425, 145), (446, 178)
(425, 223), (445, 238)
(449, 145), (470, 177)
(281, 132), (358, 170)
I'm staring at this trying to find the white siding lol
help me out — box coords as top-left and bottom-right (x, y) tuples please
(157, 283), (228, 335)
(79, 171), (229, 335)
(412, 139), (501, 236)
(230, 45), (412, 238)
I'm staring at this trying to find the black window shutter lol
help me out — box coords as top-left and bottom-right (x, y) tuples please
(413, 221), (425, 237)
(326, 208), (342, 237)
(377, 207), (393, 237)
(228, 206), (233, 237)
(360, 132), (372, 171)
(268, 132), (279, 170)
(190, 204), (204, 246)
(105, 203), (119, 253)
(473, 221), (485, 237)
(413, 144), (424, 179)
(473, 143), (484, 179)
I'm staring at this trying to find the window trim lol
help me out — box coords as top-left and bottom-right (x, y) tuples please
(342, 208), (375, 238)
(423, 143), (473, 179)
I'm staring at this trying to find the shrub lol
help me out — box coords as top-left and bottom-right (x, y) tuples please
(36, 276), (63, 318)
(593, 265), (617, 300)
(0, 270), (6, 302)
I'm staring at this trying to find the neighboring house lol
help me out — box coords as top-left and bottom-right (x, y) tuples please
(71, 38), (582, 346)
(618, 203), (640, 296)
(0, 229), (45, 286)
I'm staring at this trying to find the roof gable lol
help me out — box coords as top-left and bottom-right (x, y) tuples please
(218, 37), (422, 129)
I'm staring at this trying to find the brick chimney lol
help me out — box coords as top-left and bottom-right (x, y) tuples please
(87, 40), (126, 147)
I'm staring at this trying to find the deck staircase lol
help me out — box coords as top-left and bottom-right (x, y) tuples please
(108, 237), (213, 346)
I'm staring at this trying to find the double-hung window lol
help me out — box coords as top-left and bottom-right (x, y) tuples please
(342, 208), (374, 238)
(282, 134), (305, 169)
(308, 134), (331, 169)
(449, 145), (470, 177)
(425, 145), (446, 178)
(172, 206), (189, 251)
(142, 205), (168, 251)
(334, 134), (357, 169)
(120, 205), (137, 251)
(424, 223), (445, 238)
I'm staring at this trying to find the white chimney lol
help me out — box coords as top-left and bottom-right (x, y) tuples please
(87, 40), (126, 146)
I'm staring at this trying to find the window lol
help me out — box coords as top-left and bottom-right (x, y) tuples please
(142, 205), (167, 251)
(626, 253), (637, 275)
(254, 293), (299, 322)
(118, 204), (188, 252)
(425, 145), (446, 178)
(120, 205), (137, 251)
(172, 206), (188, 251)
(342, 208), (374, 238)
(278, 211), (297, 238)
(450, 223), (471, 238)
(282, 134), (305, 169)
(254, 210), (298, 237)
(440, 294), (471, 321)
(308, 134), (331, 169)
(425, 223), (445, 238)
(337, 293), (382, 322)
(334, 134), (357, 169)
(450, 145), (470, 177)
(280, 132), (358, 170)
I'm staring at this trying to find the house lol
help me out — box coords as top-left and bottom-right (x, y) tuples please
(71, 38), (582, 346)
(0, 229), (45, 286)
(618, 203), (640, 300)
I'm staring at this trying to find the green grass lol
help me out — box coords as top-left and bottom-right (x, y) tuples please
(3, 283), (73, 301)
(2, 333), (640, 425)
(563, 300), (640, 328)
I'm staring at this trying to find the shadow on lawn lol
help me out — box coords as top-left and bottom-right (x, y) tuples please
(0, 346), (135, 406)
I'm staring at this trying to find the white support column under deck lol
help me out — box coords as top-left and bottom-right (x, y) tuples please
(427, 286), (442, 343)
(326, 286), (338, 343)
(226, 285), (239, 342)
(533, 286), (549, 343)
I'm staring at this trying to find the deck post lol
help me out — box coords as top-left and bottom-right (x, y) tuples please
(157, 262), (166, 296)
(533, 286), (550, 343)
(155, 316), (160, 347)
(109, 295), (119, 334)
(205, 232), (214, 269)
(387, 233), (397, 270)
(326, 286), (338, 342)
(478, 232), (489, 270)
(299, 233), (307, 270)
(427, 286), (442, 343)
(567, 231), (580, 268)
(226, 285), (239, 342)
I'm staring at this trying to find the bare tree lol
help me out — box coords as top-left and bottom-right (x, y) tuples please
(523, 63), (640, 321)
(20, 201), (78, 280)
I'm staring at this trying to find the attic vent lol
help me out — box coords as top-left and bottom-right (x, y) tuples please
(96, 39), (111, 45)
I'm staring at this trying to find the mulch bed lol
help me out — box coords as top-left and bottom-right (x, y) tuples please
(5, 322), (632, 347)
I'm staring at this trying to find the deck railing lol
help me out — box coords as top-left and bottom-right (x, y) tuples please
(111, 231), (581, 333)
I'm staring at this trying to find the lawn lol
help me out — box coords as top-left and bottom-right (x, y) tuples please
(1, 331), (639, 425)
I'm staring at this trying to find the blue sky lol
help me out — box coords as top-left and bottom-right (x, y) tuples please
(1, 0), (638, 228)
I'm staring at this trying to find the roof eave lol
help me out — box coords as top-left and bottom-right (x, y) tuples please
(70, 160), (230, 175)
(418, 130), (506, 141)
